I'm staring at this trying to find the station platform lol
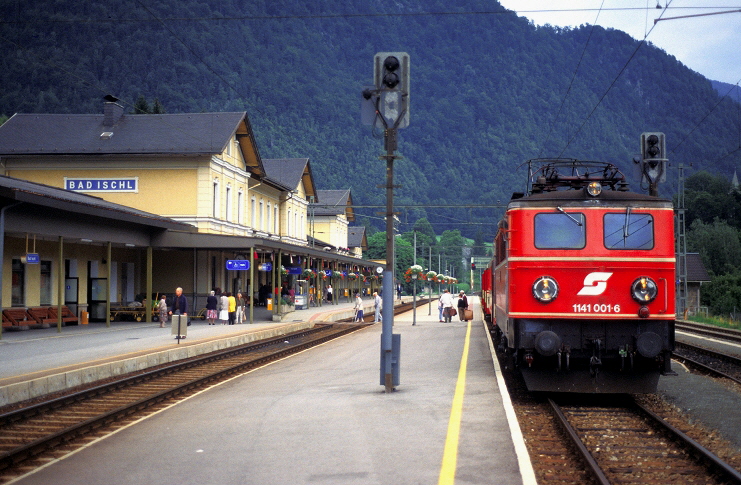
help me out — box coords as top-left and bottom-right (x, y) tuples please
(1, 296), (536, 485)
(0, 296), (391, 404)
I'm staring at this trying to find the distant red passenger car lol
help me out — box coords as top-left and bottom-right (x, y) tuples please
(484, 160), (675, 393)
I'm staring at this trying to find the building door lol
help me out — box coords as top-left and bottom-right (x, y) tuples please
(88, 278), (108, 322)
(65, 277), (79, 316)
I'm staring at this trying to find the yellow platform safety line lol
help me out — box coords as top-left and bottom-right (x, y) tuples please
(438, 319), (472, 485)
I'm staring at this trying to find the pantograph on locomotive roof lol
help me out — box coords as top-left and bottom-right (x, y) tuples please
(524, 159), (630, 194)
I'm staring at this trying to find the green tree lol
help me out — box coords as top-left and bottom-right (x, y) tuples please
(684, 171), (741, 229)
(473, 228), (487, 256)
(687, 218), (741, 276)
(152, 98), (166, 114)
(701, 272), (741, 315)
(132, 95), (150, 114)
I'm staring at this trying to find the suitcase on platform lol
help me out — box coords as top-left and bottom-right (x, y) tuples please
(463, 309), (473, 321)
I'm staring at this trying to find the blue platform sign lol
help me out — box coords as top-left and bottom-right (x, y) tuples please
(24, 253), (40, 264)
(258, 262), (273, 272)
(287, 266), (302, 275)
(226, 260), (250, 271)
(64, 177), (138, 193)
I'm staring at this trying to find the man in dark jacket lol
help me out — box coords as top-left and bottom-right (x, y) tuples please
(169, 287), (188, 317)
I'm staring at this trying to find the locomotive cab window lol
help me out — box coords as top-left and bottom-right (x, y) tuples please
(534, 212), (586, 249)
(604, 212), (654, 249)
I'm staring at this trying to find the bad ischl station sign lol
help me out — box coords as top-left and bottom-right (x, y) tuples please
(65, 177), (138, 192)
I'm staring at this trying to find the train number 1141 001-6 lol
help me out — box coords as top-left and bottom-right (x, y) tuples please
(572, 303), (620, 313)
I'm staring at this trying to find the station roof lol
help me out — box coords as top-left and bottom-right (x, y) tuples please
(348, 226), (367, 250)
(685, 253), (711, 283)
(0, 175), (189, 231)
(262, 158), (316, 199)
(0, 106), (267, 178)
(312, 189), (354, 221)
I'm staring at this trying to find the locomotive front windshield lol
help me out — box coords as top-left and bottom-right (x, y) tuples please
(534, 212), (586, 249)
(604, 212), (654, 249)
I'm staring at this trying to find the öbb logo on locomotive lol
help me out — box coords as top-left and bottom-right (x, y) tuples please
(576, 271), (613, 296)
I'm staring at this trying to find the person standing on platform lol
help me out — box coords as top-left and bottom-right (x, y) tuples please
(396, 283), (402, 301)
(236, 292), (245, 324)
(206, 290), (218, 325)
(440, 289), (454, 323)
(169, 287), (188, 318)
(354, 292), (364, 322)
(326, 284), (333, 303)
(157, 295), (168, 327)
(438, 298), (444, 322)
(373, 291), (382, 322)
(227, 292), (237, 325)
(457, 290), (469, 322)
(219, 292), (229, 324)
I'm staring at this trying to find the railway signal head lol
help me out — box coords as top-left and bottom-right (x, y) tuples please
(639, 132), (667, 188)
(641, 132), (665, 160)
(373, 52), (410, 129)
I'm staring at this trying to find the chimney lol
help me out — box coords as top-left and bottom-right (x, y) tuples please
(103, 101), (124, 126)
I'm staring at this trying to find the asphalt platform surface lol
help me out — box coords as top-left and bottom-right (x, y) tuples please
(2, 297), (536, 485)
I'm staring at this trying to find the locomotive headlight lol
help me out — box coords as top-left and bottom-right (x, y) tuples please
(631, 276), (658, 303)
(533, 276), (558, 302)
(586, 181), (602, 197)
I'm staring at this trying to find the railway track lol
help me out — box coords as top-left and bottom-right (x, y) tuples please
(673, 341), (741, 385)
(674, 320), (741, 385)
(515, 390), (741, 485)
(0, 323), (368, 483)
(547, 396), (741, 485)
(675, 321), (741, 344)
(490, 318), (741, 485)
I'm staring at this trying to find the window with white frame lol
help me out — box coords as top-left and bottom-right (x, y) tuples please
(274, 206), (279, 234)
(225, 184), (232, 221)
(212, 179), (219, 218)
(287, 209), (292, 236)
(267, 202), (272, 233)
(251, 197), (256, 228)
(259, 200), (264, 230)
(238, 189), (244, 224)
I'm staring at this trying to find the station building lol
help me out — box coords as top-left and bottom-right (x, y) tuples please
(0, 102), (377, 327)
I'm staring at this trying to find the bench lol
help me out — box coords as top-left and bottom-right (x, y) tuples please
(28, 307), (55, 327)
(2, 308), (33, 329)
(49, 306), (79, 325)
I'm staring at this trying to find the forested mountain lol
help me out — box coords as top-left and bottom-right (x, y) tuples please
(1, 0), (740, 239)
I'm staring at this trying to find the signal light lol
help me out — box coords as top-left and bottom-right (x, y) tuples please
(382, 56), (400, 89)
(373, 52), (410, 129)
(640, 132), (665, 161)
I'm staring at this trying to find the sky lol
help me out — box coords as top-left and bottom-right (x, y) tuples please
(497, 1), (741, 86)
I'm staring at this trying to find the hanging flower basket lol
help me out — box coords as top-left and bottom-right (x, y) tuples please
(280, 265), (288, 276)
(426, 271), (437, 281)
(302, 268), (315, 278)
(348, 272), (357, 280)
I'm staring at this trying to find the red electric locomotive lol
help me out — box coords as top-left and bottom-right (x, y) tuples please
(487, 159), (675, 393)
